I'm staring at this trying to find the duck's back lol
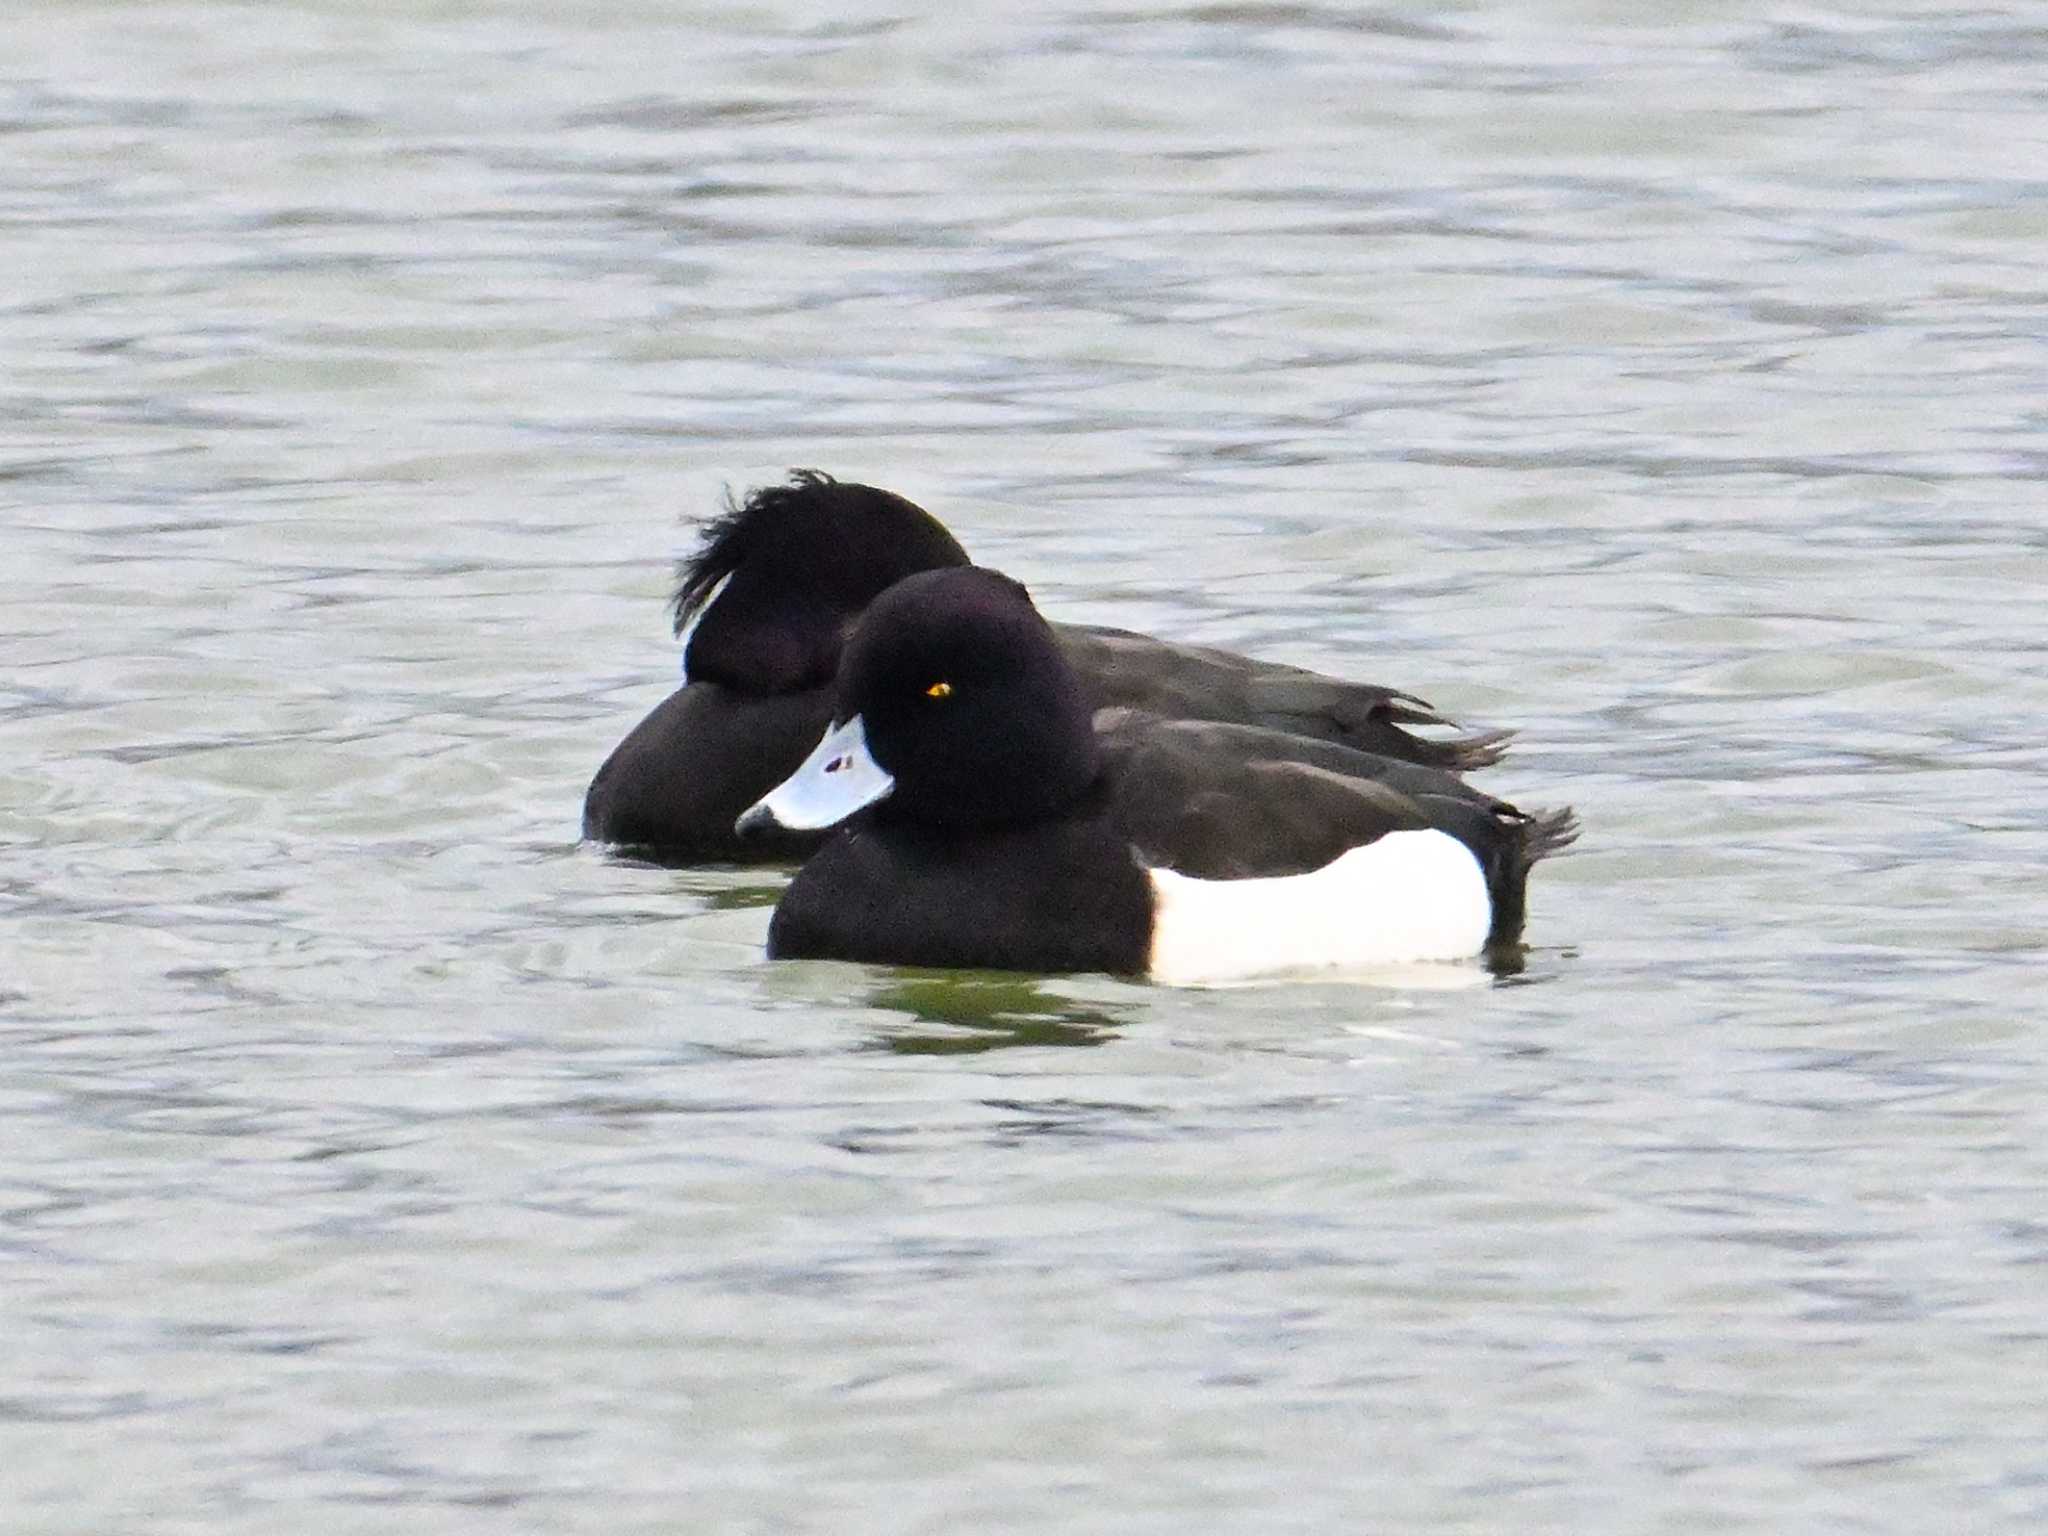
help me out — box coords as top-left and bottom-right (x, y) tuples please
(1055, 624), (1508, 772)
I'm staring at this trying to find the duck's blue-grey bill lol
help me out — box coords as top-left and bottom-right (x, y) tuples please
(735, 714), (895, 836)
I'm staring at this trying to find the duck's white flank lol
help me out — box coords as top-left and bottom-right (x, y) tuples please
(1145, 829), (1491, 985)
(676, 572), (733, 683)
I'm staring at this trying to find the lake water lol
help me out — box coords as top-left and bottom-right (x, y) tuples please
(6, 2), (2047, 1529)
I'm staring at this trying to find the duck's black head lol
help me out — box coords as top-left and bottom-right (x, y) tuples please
(672, 470), (972, 694)
(836, 567), (1103, 830)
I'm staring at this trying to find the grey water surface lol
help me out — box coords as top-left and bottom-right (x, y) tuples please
(6, 2), (2047, 1530)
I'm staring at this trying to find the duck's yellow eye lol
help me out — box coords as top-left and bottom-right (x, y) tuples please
(924, 681), (953, 699)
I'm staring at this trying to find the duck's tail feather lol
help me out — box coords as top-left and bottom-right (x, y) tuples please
(1348, 687), (1517, 773)
(1483, 804), (1579, 949)
(1523, 806), (1580, 864)
(1405, 725), (1514, 773)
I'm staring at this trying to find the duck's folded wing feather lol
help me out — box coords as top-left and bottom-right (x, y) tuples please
(1094, 711), (1575, 937)
(1094, 710), (1456, 879)
(1056, 624), (1510, 772)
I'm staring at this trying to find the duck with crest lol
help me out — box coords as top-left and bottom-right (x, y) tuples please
(585, 471), (1511, 860)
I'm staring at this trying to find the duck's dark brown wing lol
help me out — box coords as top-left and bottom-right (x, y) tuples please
(1055, 623), (1510, 772)
(1094, 709), (1575, 945)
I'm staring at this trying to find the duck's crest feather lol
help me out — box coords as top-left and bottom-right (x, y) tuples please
(669, 469), (839, 637)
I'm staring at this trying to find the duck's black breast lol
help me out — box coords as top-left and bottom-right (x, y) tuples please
(581, 683), (834, 858)
(766, 807), (1154, 975)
